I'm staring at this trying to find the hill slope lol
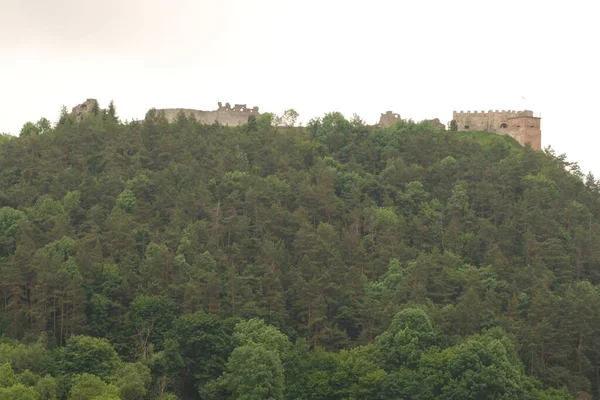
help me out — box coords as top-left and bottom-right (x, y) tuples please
(1, 106), (598, 399)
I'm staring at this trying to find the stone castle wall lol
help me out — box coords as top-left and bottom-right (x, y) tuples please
(71, 99), (259, 126)
(452, 110), (541, 150)
(157, 102), (260, 125)
(505, 115), (541, 151)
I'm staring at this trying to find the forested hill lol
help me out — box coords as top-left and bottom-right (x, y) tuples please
(1, 104), (599, 400)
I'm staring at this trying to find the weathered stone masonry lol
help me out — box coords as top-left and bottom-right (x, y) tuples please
(155, 102), (260, 126)
(379, 108), (542, 150)
(452, 110), (541, 150)
(72, 100), (259, 126)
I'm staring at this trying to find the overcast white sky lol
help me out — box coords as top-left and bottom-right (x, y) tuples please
(1, 0), (599, 175)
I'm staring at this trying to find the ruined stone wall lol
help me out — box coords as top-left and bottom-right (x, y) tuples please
(452, 110), (541, 150)
(424, 118), (445, 130)
(157, 102), (260, 126)
(379, 111), (401, 127)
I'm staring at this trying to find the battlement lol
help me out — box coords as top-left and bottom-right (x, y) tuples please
(216, 102), (259, 114)
(453, 110), (534, 117)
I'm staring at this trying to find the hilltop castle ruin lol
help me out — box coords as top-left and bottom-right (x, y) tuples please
(452, 110), (541, 150)
(379, 111), (402, 127)
(379, 109), (541, 150)
(379, 111), (446, 131)
(71, 99), (260, 126)
(154, 102), (260, 125)
(70, 99), (541, 150)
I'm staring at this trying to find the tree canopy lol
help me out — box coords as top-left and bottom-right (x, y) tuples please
(0, 103), (597, 398)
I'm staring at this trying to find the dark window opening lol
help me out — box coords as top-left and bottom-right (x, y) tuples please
(464, 125), (469, 130)
(500, 123), (508, 129)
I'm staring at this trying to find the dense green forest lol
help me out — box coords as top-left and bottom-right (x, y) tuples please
(1, 102), (599, 399)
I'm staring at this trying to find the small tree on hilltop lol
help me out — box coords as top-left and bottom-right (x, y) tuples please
(449, 119), (458, 131)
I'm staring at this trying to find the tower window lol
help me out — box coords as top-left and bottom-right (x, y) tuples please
(500, 123), (507, 128)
